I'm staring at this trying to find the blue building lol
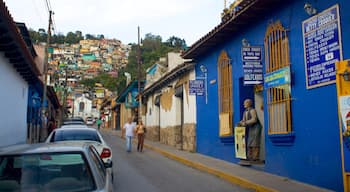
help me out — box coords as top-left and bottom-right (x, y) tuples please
(182, 0), (349, 191)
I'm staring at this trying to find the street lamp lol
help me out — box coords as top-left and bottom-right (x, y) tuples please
(200, 65), (208, 104)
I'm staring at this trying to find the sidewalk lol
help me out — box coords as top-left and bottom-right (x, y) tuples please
(103, 129), (333, 192)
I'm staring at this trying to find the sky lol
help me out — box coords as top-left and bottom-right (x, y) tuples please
(3, 0), (228, 46)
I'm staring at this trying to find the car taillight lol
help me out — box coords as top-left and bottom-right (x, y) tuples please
(100, 148), (111, 159)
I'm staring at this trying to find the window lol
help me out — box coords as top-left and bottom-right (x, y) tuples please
(52, 130), (101, 143)
(218, 51), (233, 136)
(79, 102), (85, 112)
(264, 21), (292, 134)
(89, 146), (106, 181)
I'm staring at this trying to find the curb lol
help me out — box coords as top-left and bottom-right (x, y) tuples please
(143, 143), (278, 192)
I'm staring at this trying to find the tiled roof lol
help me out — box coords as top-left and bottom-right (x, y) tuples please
(0, 0), (41, 82)
(182, 0), (288, 59)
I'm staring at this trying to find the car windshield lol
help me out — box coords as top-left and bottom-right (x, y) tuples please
(51, 130), (101, 143)
(0, 152), (96, 192)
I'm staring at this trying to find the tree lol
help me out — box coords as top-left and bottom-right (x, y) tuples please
(166, 36), (187, 50)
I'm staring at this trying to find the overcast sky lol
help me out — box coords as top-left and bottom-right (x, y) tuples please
(4, 0), (228, 46)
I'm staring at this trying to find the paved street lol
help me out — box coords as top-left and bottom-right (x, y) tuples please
(101, 132), (253, 192)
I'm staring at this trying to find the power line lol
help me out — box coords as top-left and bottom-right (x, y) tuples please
(44, 0), (51, 13)
(31, 0), (46, 27)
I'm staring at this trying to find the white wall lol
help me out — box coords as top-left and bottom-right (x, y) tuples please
(0, 54), (28, 147)
(145, 69), (197, 129)
(74, 95), (92, 119)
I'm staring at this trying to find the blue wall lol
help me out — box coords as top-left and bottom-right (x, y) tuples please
(195, 1), (348, 191)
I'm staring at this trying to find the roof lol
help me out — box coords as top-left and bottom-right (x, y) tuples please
(47, 86), (61, 108)
(142, 61), (194, 98)
(182, 0), (288, 59)
(0, 1), (41, 83)
(0, 142), (92, 155)
(116, 80), (145, 103)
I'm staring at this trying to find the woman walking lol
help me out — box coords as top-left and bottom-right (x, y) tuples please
(135, 120), (146, 152)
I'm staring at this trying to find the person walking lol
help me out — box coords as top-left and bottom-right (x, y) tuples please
(135, 120), (146, 152)
(123, 117), (136, 152)
(96, 118), (102, 130)
(239, 99), (262, 162)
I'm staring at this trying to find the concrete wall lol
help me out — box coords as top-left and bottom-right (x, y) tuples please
(0, 53), (28, 147)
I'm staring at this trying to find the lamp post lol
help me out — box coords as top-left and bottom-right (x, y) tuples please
(200, 65), (208, 104)
(137, 26), (142, 121)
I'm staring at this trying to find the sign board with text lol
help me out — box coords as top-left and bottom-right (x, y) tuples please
(264, 66), (291, 89)
(242, 46), (263, 85)
(302, 4), (343, 89)
(189, 80), (204, 96)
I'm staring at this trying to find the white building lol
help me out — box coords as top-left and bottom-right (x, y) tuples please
(142, 52), (197, 152)
(73, 94), (93, 120)
(0, 4), (42, 146)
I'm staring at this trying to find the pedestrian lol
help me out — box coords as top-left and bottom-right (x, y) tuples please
(97, 118), (102, 130)
(40, 112), (48, 142)
(135, 120), (146, 152)
(123, 117), (136, 152)
(238, 99), (262, 162)
(47, 117), (56, 135)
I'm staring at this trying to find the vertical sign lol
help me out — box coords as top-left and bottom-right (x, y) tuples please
(303, 4), (343, 89)
(242, 46), (263, 85)
(189, 80), (204, 96)
(235, 126), (247, 159)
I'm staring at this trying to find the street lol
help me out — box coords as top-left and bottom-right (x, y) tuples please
(101, 131), (253, 192)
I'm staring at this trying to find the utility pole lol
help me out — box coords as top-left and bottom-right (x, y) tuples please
(137, 26), (142, 121)
(40, 10), (52, 141)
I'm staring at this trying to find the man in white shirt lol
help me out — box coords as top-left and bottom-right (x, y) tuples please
(123, 117), (136, 152)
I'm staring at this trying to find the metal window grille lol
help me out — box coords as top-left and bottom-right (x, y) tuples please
(218, 51), (233, 136)
(264, 21), (292, 134)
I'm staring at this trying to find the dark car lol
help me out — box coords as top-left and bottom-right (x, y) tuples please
(0, 142), (113, 192)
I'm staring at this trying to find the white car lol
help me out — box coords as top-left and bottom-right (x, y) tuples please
(86, 117), (94, 125)
(45, 127), (112, 165)
(0, 142), (113, 192)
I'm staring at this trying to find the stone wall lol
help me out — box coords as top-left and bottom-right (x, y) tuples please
(158, 123), (196, 152)
(145, 125), (160, 141)
(182, 123), (196, 152)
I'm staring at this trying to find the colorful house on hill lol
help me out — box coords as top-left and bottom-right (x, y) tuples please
(182, 0), (350, 191)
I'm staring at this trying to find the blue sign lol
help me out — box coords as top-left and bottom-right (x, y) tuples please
(242, 46), (262, 61)
(242, 46), (263, 85)
(264, 67), (290, 89)
(303, 5), (342, 89)
(189, 80), (204, 96)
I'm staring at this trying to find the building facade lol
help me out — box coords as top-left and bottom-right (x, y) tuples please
(182, 0), (349, 191)
(142, 53), (197, 151)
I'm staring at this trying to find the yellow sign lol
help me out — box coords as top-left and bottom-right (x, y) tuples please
(336, 60), (350, 191)
(234, 126), (247, 159)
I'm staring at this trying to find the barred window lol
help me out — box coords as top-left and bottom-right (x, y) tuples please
(264, 21), (292, 134)
(218, 51), (233, 136)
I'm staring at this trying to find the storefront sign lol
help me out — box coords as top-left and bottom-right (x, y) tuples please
(303, 4), (343, 89)
(242, 46), (263, 85)
(264, 66), (290, 89)
(189, 80), (204, 96)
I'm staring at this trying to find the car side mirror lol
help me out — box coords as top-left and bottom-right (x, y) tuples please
(104, 159), (113, 168)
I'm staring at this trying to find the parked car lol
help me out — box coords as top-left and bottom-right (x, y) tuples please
(45, 127), (112, 165)
(0, 142), (113, 192)
(86, 117), (94, 125)
(62, 117), (85, 126)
